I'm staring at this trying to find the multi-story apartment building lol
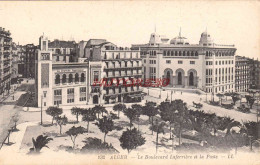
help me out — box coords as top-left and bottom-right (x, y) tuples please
(132, 30), (236, 94)
(0, 27), (12, 96)
(83, 39), (143, 104)
(249, 58), (260, 90)
(48, 39), (77, 63)
(23, 44), (38, 78)
(36, 36), (143, 108)
(11, 42), (19, 82)
(235, 56), (250, 92)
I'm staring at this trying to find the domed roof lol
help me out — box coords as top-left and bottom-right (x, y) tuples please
(170, 36), (189, 45)
(199, 31), (214, 46)
(170, 30), (189, 45)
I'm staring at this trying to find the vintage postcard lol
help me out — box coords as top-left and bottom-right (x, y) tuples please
(0, 1), (259, 165)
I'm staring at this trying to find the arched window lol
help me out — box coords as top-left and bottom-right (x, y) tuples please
(75, 73), (79, 83)
(187, 51), (190, 56)
(55, 74), (60, 84)
(81, 73), (85, 82)
(167, 51), (170, 56)
(178, 72), (182, 85)
(171, 51), (174, 56)
(175, 51), (177, 56)
(69, 74), (73, 83)
(206, 51), (208, 56)
(195, 51), (198, 56)
(179, 51), (181, 56)
(62, 74), (66, 84)
(183, 51), (186, 56)
(163, 51), (166, 56)
(167, 71), (171, 83)
(191, 51), (194, 56)
(189, 72), (194, 86)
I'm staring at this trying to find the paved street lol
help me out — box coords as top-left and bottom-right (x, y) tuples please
(144, 87), (258, 122)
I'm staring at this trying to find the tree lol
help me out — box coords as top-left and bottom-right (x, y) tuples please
(29, 135), (53, 154)
(46, 106), (63, 125)
(56, 115), (68, 135)
(82, 108), (96, 132)
(119, 128), (146, 153)
(81, 137), (118, 154)
(172, 100), (192, 145)
(71, 107), (83, 123)
(93, 105), (108, 119)
(113, 103), (126, 118)
(159, 101), (174, 139)
(66, 126), (85, 149)
(150, 119), (166, 153)
(131, 104), (142, 130)
(123, 107), (140, 130)
(96, 116), (114, 143)
(216, 93), (224, 105)
(231, 93), (240, 105)
(240, 121), (259, 151)
(142, 101), (158, 135)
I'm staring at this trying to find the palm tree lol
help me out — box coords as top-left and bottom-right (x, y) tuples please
(29, 135), (53, 154)
(92, 105), (107, 119)
(113, 103), (126, 118)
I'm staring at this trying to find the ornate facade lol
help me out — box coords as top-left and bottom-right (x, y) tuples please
(132, 30), (236, 94)
(36, 37), (143, 108)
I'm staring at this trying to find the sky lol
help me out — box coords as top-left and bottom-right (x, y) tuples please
(0, 1), (259, 59)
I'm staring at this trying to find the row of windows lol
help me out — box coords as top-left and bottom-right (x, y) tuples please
(54, 88), (86, 96)
(54, 90), (62, 96)
(105, 86), (140, 94)
(104, 52), (139, 59)
(67, 98), (74, 103)
(80, 87), (86, 93)
(80, 97), (86, 101)
(53, 97), (86, 105)
(206, 85), (234, 93)
(67, 88), (74, 94)
(55, 73), (85, 84)
(163, 50), (199, 57)
(150, 60), (156, 64)
(165, 60), (195, 65)
(206, 51), (235, 57)
(105, 61), (140, 68)
(215, 60), (234, 65)
(216, 68), (234, 75)
(206, 69), (213, 76)
(206, 61), (213, 65)
(54, 100), (62, 105)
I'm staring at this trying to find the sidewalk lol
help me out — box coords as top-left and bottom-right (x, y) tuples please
(0, 122), (38, 154)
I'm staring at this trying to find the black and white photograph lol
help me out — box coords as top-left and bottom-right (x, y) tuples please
(0, 1), (259, 165)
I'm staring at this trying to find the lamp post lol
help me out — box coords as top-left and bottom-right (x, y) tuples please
(171, 90), (173, 102)
(159, 87), (162, 99)
(41, 95), (43, 125)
